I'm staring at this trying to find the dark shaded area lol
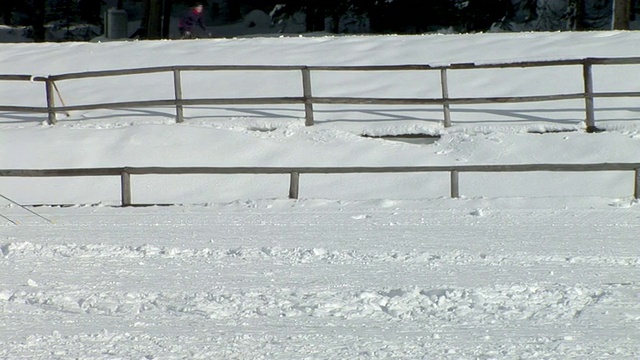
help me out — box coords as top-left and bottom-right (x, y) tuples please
(1, 0), (638, 41)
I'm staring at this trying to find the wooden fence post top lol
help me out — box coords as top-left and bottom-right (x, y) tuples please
(44, 77), (57, 125)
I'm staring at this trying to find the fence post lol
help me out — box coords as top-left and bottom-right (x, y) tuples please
(301, 67), (314, 126)
(289, 172), (300, 199)
(450, 170), (459, 198)
(45, 77), (57, 125)
(582, 60), (598, 132)
(440, 68), (452, 128)
(121, 170), (132, 206)
(635, 168), (640, 200)
(173, 69), (184, 123)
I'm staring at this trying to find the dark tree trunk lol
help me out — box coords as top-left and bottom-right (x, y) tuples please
(146, 0), (163, 39)
(162, 0), (173, 39)
(2, 0), (15, 25)
(137, 0), (150, 38)
(305, 1), (325, 32)
(575, 0), (586, 30)
(313, 4), (325, 31)
(223, 0), (241, 22)
(613, 0), (632, 29)
(305, 5), (314, 31)
(32, 0), (46, 42)
(79, 0), (102, 25)
(568, 0), (587, 30)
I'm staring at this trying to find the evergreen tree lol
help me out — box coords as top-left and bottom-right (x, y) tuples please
(498, 0), (614, 31)
(456, 0), (511, 31)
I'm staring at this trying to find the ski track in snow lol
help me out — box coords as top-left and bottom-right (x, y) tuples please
(1, 202), (639, 359)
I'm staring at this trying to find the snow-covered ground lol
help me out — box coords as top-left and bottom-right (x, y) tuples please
(2, 199), (639, 359)
(1, 32), (639, 358)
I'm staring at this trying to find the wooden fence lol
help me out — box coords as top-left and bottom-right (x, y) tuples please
(1, 163), (638, 206)
(2, 57), (640, 131)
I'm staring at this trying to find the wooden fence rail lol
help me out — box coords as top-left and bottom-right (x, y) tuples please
(1, 163), (638, 206)
(2, 57), (640, 130)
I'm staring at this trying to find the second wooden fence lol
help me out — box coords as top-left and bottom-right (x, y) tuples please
(1, 163), (639, 206)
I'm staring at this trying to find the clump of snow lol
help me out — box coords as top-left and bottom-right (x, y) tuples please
(243, 10), (272, 29)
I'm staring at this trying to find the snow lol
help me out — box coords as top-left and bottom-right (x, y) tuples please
(1, 31), (640, 359)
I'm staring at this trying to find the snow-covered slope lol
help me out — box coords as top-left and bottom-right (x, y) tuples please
(1, 32), (639, 359)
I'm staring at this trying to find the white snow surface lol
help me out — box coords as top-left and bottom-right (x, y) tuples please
(1, 31), (640, 359)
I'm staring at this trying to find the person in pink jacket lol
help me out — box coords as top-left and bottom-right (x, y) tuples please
(178, 2), (208, 39)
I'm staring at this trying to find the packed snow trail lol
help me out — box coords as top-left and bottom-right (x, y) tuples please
(1, 198), (638, 359)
